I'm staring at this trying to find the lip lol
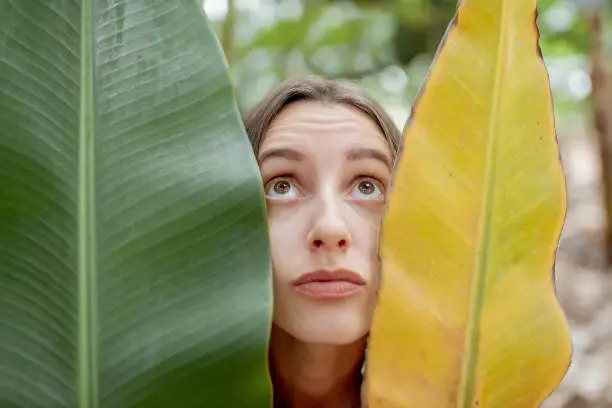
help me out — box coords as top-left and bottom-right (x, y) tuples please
(291, 269), (366, 300)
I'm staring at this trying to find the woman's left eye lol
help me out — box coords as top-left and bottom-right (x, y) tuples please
(350, 179), (384, 200)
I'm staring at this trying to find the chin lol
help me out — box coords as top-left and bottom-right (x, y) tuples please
(277, 306), (371, 345)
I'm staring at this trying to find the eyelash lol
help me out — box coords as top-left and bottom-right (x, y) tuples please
(264, 173), (294, 185)
(354, 175), (384, 187)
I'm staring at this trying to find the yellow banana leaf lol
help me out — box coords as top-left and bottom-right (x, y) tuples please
(365, 0), (572, 407)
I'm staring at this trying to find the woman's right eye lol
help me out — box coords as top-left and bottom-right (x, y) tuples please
(265, 177), (299, 198)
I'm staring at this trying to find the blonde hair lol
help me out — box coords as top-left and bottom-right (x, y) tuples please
(243, 75), (403, 159)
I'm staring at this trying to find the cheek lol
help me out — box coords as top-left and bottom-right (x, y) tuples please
(351, 202), (384, 250)
(355, 211), (383, 290)
(266, 202), (304, 281)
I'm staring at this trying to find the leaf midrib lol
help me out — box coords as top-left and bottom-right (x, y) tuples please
(78, 0), (97, 407)
(457, 3), (510, 407)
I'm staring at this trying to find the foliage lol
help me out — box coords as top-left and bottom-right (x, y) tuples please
(365, 0), (571, 406)
(0, 1), (272, 407)
(0, 0), (580, 407)
(213, 0), (606, 127)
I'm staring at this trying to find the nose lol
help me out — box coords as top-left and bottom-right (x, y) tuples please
(307, 193), (351, 252)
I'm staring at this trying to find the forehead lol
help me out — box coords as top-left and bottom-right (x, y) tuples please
(260, 100), (391, 153)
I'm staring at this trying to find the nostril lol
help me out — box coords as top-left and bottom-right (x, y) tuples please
(313, 239), (323, 248)
(338, 239), (347, 248)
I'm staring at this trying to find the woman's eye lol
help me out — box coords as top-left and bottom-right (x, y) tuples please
(350, 179), (384, 200)
(265, 178), (299, 198)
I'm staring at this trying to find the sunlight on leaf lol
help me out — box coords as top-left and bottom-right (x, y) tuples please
(366, 0), (572, 406)
(0, 1), (272, 407)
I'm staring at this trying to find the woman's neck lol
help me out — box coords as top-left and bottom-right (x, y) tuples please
(268, 324), (367, 408)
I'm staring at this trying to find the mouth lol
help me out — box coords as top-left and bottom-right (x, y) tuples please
(290, 269), (366, 300)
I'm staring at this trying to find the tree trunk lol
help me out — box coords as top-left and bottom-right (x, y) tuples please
(586, 11), (612, 268)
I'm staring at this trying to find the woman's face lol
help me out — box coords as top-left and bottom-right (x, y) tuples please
(258, 100), (393, 345)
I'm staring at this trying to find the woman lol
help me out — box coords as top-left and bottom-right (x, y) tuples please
(244, 75), (403, 408)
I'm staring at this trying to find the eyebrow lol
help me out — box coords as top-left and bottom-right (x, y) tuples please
(258, 148), (305, 164)
(347, 147), (392, 170)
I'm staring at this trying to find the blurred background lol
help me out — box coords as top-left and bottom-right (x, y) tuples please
(205, 0), (612, 406)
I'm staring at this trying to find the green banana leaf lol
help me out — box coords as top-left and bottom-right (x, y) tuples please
(0, 1), (273, 407)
